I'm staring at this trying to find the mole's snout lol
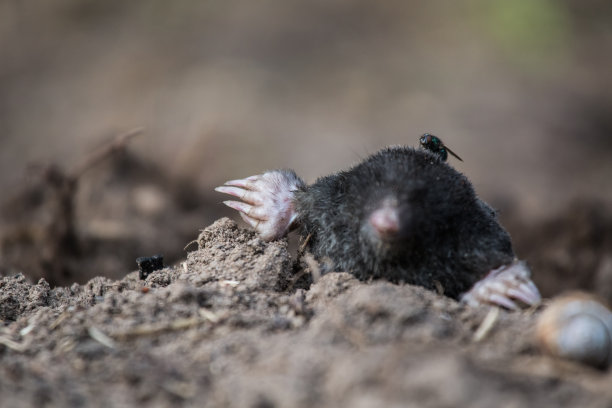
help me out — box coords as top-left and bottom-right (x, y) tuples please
(368, 198), (403, 241)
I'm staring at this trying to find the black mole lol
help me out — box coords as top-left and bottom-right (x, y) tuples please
(216, 145), (540, 309)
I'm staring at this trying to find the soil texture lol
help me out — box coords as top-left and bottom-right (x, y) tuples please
(1, 218), (611, 408)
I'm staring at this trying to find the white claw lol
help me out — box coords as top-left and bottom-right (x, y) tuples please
(223, 175), (260, 188)
(488, 293), (519, 311)
(222, 200), (269, 220)
(460, 260), (542, 310)
(215, 186), (263, 205)
(238, 212), (260, 229)
(216, 170), (305, 241)
(537, 292), (612, 369)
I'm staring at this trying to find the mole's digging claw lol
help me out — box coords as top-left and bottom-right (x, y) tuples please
(215, 170), (306, 241)
(215, 186), (263, 205)
(222, 200), (269, 219)
(460, 261), (541, 310)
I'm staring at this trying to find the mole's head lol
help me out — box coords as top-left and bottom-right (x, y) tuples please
(358, 147), (513, 272)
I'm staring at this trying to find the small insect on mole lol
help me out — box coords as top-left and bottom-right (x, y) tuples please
(419, 133), (463, 162)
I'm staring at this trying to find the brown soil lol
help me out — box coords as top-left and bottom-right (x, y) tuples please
(1, 218), (611, 408)
(508, 201), (612, 304)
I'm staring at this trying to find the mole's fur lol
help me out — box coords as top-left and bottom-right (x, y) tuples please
(292, 146), (514, 299)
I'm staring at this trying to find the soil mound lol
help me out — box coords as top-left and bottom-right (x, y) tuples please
(0, 218), (610, 407)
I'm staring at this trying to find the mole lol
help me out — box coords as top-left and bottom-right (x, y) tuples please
(215, 141), (540, 309)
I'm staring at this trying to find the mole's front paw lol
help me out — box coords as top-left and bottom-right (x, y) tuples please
(460, 261), (541, 310)
(215, 169), (305, 241)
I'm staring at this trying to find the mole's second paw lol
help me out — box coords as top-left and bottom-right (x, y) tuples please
(460, 261), (541, 310)
(215, 169), (305, 241)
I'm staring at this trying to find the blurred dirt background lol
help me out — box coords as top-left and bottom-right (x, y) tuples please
(1, 1), (612, 406)
(1, 0), (612, 288)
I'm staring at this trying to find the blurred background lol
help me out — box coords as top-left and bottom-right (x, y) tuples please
(1, 0), (611, 299)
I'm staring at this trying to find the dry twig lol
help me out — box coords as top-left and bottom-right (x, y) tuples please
(473, 307), (500, 342)
(112, 316), (213, 340)
(70, 127), (144, 178)
(0, 336), (27, 352)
